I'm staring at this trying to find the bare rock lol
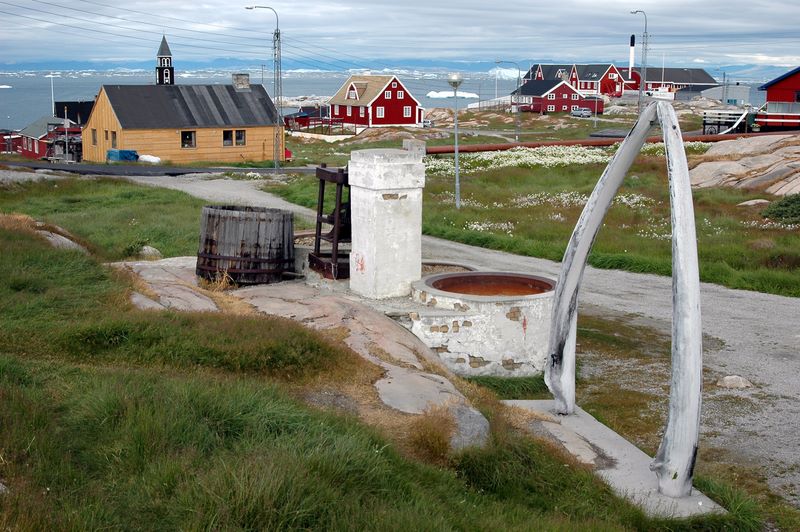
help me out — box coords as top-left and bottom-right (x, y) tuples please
(716, 375), (753, 389)
(138, 245), (163, 260)
(130, 291), (165, 311)
(0, 481), (8, 495)
(737, 199), (770, 207)
(36, 230), (88, 254)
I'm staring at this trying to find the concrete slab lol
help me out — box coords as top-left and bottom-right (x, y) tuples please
(504, 400), (725, 518)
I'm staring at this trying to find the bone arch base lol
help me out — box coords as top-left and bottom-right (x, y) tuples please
(545, 101), (703, 498)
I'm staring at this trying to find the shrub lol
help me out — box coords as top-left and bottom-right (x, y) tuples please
(762, 194), (800, 224)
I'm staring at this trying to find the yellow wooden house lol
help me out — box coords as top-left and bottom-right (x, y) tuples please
(82, 38), (283, 164)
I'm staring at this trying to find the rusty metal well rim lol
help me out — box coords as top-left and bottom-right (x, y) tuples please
(420, 271), (556, 300)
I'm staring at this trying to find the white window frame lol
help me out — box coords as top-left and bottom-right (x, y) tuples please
(376, 106), (384, 118)
(334, 104), (339, 115)
(359, 106), (365, 117)
(403, 106), (411, 118)
(384, 90), (391, 99)
(397, 90), (404, 99)
(391, 82), (397, 88)
(571, 105), (579, 110)
(571, 94), (579, 100)
(562, 105), (568, 111)
(562, 93), (568, 99)
(547, 93), (556, 100)
(609, 73), (617, 80)
(347, 105), (352, 117)
(547, 105), (555, 112)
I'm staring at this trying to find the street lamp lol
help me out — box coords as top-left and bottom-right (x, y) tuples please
(246, 5), (282, 172)
(631, 9), (648, 114)
(495, 60), (522, 142)
(448, 72), (463, 209)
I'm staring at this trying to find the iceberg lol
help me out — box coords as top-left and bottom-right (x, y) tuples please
(427, 90), (479, 99)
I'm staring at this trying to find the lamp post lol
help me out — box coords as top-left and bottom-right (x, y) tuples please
(631, 9), (648, 114)
(448, 73), (463, 209)
(495, 60), (522, 142)
(246, 5), (282, 172)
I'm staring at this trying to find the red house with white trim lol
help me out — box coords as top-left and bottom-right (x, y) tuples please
(328, 75), (424, 128)
(514, 80), (604, 114)
(527, 64), (625, 97)
(755, 66), (800, 130)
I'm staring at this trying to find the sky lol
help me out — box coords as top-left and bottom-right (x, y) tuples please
(1, 0), (799, 72)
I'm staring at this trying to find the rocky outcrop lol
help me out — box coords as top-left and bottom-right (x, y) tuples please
(690, 134), (800, 195)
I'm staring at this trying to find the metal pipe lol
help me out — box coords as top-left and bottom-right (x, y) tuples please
(631, 10), (648, 114)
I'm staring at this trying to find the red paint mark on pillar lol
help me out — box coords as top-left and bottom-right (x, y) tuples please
(354, 252), (366, 273)
(522, 316), (528, 337)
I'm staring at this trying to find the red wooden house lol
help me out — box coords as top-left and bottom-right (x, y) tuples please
(515, 80), (604, 114)
(327, 75), (424, 128)
(527, 64), (625, 97)
(755, 66), (800, 130)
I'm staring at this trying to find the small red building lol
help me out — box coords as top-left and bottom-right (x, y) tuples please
(17, 116), (80, 160)
(755, 66), (800, 130)
(327, 75), (424, 128)
(515, 80), (604, 114)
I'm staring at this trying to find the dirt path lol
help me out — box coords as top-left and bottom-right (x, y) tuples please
(35, 170), (800, 505)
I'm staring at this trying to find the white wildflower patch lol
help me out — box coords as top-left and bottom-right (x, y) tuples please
(425, 145), (610, 175)
(510, 191), (589, 208)
(606, 141), (711, 157)
(637, 217), (671, 240)
(465, 220), (515, 236)
(742, 219), (800, 231)
(613, 193), (657, 211)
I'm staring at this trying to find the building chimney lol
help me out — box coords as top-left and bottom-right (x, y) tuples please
(232, 73), (251, 91)
(629, 34), (636, 79)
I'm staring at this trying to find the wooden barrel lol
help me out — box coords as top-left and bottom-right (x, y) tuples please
(196, 205), (294, 285)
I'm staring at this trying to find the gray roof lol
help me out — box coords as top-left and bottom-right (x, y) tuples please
(101, 84), (279, 129)
(633, 67), (717, 85)
(576, 64), (613, 80)
(538, 64), (573, 80)
(19, 115), (76, 139)
(515, 79), (565, 97)
(157, 36), (172, 57)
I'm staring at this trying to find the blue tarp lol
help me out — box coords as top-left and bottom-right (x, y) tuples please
(106, 149), (138, 162)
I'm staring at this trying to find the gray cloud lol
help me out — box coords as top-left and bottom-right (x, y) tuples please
(1, 0), (798, 68)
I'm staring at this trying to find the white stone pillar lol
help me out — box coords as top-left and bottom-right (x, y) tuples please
(349, 148), (426, 299)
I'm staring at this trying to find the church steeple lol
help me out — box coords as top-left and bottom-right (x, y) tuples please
(156, 36), (174, 85)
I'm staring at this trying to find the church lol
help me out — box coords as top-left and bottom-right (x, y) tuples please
(81, 37), (283, 164)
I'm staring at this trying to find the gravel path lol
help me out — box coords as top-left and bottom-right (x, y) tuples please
(4, 167), (799, 505)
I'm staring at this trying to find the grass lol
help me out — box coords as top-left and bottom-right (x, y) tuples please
(0, 172), (772, 529)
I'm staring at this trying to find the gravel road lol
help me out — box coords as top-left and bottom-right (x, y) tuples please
(3, 167), (798, 505)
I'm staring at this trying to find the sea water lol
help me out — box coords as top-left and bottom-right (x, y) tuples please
(0, 69), (518, 131)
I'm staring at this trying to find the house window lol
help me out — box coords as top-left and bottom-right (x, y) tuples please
(547, 105), (555, 112)
(385, 91), (391, 99)
(562, 93), (567, 99)
(235, 130), (246, 146)
(571, 105), (579, 110)
(795, 91), (800, 102)
(609, 73), (617, 80)
(334, 105), (340, 115)
(181, 130), (196, 148)
(392, 82), (397, 88)
(547, 93), (555, 100)
(359, 106), (365, 117)
(403, 106), (411, 118)
(104, 130), (108, 140)
(571, 94), (579, 100)
(347, 105), (352, 116)
(397, 90), (404, 99)
(111, 131), (117, 149)
(376, 106), (384, 118)
(348, 89), (357, 99)
(562, 105), (568, 111)
(92, 129), (97, 145)
(223, 130), (233, 146)
(34, 139), (38, 154)
(164, 70), (171, 84)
